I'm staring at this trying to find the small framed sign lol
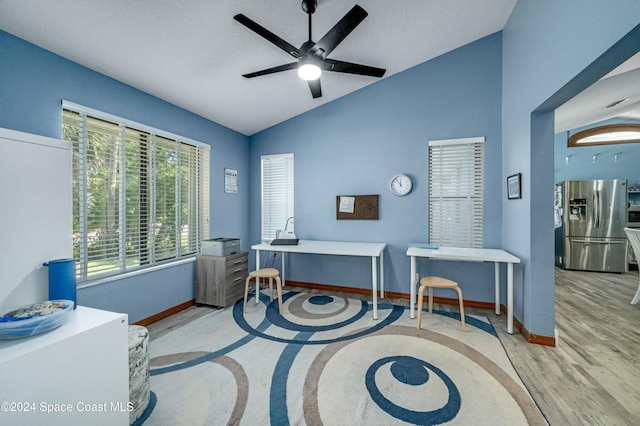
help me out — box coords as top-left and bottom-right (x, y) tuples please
(507, 173), (521, 199)
(224, 168), (238, 193)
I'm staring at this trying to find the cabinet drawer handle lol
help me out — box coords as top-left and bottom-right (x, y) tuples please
(234, 268), (245, 273)
(234, 277), (244, 282)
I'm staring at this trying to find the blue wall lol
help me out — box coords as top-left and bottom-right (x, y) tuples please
(248, 33), (503, 302)
(3, 1), (640, 336)
(0, 30), (250, 323)
(555, 118), (640, 185)
(502, 0), (640, 336)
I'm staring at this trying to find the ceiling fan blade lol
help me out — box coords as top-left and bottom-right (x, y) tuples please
(322, 59), (386, 78)
(242, 62), (298, 78)
(234, 14), (302, 58)
(312, 5), (368, 58)
(308, 78), (322, 98)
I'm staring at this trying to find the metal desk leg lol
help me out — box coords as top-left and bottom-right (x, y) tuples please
(495, 262), (500, 315)
(507, 262), (514, 334)
(371, 257), (378, 320)
(255, 250), (261, 304)
(281, 252), (286, 287)
(410, 256), (417, 319)
(380, 253), (385, 299)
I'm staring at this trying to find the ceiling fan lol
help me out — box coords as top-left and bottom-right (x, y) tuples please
(234, 0), (386, 99)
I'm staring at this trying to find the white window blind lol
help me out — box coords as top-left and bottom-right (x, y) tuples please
(428, 137), (484, 248)
(261, 153), (294, 241)
(63, 103), (210, 281)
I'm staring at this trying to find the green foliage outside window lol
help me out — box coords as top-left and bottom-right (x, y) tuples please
(64, 108), (209, 281)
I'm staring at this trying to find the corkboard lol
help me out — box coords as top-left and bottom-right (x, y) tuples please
(336, 195), (379, 220)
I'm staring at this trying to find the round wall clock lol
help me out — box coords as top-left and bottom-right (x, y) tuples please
(390, 174), (413, 196)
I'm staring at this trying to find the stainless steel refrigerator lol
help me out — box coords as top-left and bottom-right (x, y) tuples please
(556, 179), (628, 273)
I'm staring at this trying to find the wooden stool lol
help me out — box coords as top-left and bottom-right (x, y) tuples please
(244, 268), (283, 314)
(417, 276), (465, 331)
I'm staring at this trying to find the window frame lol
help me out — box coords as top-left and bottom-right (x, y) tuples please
(568, 123), (640, 147)
(260, 153), (294, 242)
(63, 101), (210, 285)
(427, 136), (484, 248)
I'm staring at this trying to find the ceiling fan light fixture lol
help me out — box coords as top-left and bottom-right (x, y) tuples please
(235, 3), (385, 98)
(298, 62), (321, 80)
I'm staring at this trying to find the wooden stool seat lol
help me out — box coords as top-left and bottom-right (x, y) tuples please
(417, 276), (465, 331)
(249, 268), (280, 279)
(244, 268), (283, 314)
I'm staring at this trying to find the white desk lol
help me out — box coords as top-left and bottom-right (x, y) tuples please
(406, 246), (521, 334)
(251, 240), (386, 319)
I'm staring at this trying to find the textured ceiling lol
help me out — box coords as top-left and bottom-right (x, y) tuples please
(1, 0), (637, 136)
(555, 52), (640, 133)
(0, 0), (516, 135)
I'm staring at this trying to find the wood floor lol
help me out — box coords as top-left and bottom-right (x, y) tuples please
(494, 267), (640, 425)
(146, 267), (640, 425)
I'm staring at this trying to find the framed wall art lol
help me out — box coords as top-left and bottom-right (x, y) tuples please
(507, 173), (521, 199)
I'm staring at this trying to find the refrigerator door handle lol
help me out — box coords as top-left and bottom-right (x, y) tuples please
(592, 240), (627, 244)
(592, 194), (597, 228)
(597, 191), (601, 228)
(570, 239), (626, 244)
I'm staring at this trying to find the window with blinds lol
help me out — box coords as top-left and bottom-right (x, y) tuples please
(428, 137), (484, 248)
(63, 103), (210, 281)
(261, 153), (294, 241)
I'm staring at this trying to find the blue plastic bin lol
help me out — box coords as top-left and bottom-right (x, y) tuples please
(44, 258), (77, 309)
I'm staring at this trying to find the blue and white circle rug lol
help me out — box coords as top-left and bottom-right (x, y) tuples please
(140, 291), (547, 425)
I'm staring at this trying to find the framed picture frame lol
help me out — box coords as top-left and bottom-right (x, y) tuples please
(507, 173), (521, 199)
(224, 168), (238, 194)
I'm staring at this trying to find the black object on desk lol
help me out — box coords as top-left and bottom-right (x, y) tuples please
(271, 239), (299, 246)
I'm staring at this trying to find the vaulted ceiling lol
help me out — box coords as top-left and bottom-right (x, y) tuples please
(0, 0), (516, 135)
(1, 1), (637, 136)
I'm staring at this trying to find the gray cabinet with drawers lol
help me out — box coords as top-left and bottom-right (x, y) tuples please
(196, 252), (248, 307)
